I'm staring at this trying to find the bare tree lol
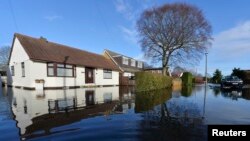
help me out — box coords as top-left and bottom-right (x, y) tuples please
(137, 3), (212, 75)
(0, 46), (11, 69)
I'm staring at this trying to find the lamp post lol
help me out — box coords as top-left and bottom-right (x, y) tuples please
(205, 53), (208, 85)
(203, 52), (208, 119)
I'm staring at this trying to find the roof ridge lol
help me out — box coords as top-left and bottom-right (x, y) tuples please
(105, 49), (120, 55)
(106, 49), (141, 61)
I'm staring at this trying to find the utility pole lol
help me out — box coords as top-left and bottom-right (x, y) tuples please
(205, 53), (208, 85)
(203, 52), (208, 119)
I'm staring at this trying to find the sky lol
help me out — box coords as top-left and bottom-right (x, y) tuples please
(1, 0), (250, 76)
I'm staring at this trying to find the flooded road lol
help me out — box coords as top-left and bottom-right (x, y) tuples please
(0, 85), (250, 140)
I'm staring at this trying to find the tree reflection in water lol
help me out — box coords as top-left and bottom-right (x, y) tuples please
(181, 86), (193, 97)
(242, 88), (250, 100)
(213, 88), (220, 96)
(135, 88), (207, 141)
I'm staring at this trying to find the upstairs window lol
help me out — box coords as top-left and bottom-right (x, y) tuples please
(103, 69), (112, 79)
(137, 61), (143, 68)
(21, 62), (25, 77)
(123, 57), (129, 65)
(131, 59), (136, 67)
(11, 66), (15, 76)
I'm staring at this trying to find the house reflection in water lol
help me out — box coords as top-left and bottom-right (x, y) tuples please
(118, 86), (136, 113)
(11, 86), (120, 139)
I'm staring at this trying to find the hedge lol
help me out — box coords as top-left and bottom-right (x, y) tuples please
(181, 72), (193, 86)
(135, 72), (172, 92)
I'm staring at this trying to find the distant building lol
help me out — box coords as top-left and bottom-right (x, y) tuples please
(7, 33), (120, 90)
(144, 67), (174, 76)
(103, 50), (144, 85)
(144, 67), (163, 74)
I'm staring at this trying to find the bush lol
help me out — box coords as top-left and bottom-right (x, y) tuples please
(135, 72), (172, 92)
(181, 72), (193, 86)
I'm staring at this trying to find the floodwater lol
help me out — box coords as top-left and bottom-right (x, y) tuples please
(0, 85), (250, 141)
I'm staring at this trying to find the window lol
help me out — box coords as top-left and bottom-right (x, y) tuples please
(131, 59), (136, 67)
(137, 61), (143, 68)
(47, 63), (55, 76)
(47, 63), (75, 77)
(57, 64), (73, 77)
(21, 62), (25, 77)
(123, 57), (129, 65)
(103, 69), (112, 79)
(11, 66), (15, 76)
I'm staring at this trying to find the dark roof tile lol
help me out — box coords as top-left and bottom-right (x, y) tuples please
(14, 33), (119, 71)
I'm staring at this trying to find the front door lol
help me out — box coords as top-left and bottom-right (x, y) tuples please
(85, 67), (94, 83)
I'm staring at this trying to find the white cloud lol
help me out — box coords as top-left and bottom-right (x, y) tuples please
(114, 0), (154, 21)
(211, 21), (250, 62)
(216, 21), (250, 42)
(195, 21), (250, 75)
(114, 1), (156, 45)
(114, 0), (134, 20)
(134, 53), (146, 61)
(44, 15), (63, 21)
(119, 25), (138, 44)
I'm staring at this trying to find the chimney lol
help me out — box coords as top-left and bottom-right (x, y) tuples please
(40, 36), (48, 43)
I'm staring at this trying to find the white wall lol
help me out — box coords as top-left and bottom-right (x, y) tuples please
(95, 68), (119, 86)
(30, 61), (80, 88)
(8, 37), (119, 88)
(8, 38), (31, 86)
(29, 62), (119, 88)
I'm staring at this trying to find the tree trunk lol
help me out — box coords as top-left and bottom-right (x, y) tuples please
(162, 53), (169, 76)
(163, 67), (168, 76)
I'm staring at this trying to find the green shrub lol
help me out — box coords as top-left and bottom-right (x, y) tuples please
(135, 72), (172, 92)
(181, 72), (193, 86)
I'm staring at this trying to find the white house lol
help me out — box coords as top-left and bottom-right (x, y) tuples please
(103, 49), (144, 78)
(7, 33), (120, 90)
(103, 49), (144, 85)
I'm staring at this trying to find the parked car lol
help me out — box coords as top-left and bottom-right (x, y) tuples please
(221, 76), (243, 89)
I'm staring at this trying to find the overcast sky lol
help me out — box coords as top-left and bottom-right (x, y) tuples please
(1, 0), (250, 76)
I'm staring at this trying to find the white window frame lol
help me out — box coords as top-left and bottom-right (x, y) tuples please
(21, 62), (25, 77)
(137, 61), (143, 68)
(103, 69), (112, 79)
(123, 57), (129, 65)
(11, 66), (15, 76)
(131, 59), (136, 67)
